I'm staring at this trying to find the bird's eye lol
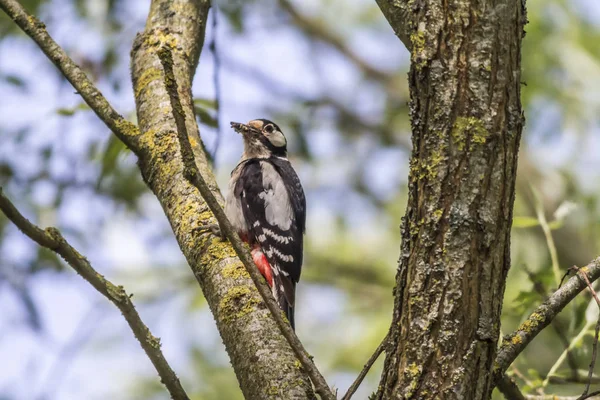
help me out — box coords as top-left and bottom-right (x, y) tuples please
(264, 124), (274, 134)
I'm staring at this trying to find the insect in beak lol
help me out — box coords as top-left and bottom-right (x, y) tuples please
(230, 121), (260, 138)
(230, 121), (246, 133)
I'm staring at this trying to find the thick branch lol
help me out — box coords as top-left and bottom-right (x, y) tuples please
(158, 47), (334, 400)
(494, 257), (600, 382)
(0, 189), (188, 400)
(130, 1), (316, 398)
(0, 0), (140, 150)
(496, 375), (526, 400)
(374, 0), (412, 50)
(524, 267), (580, 377)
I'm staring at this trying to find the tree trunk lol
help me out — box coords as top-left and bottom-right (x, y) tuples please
(376, 0), (526, 398)
(129, 1), (315, 398)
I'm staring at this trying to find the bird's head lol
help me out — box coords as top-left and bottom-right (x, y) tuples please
(230, 119), (287, 159)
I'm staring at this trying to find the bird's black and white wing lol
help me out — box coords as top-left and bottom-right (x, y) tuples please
(234, 158), (305, 327)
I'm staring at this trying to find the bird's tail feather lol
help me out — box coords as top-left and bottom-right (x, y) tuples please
(274, 276), (296, 330)
(282, 296), (295, 330)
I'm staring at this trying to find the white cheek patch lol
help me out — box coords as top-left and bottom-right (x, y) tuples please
(267, 131), (287, 148)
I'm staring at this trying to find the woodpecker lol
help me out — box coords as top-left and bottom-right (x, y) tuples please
(225, 119), (306, 329)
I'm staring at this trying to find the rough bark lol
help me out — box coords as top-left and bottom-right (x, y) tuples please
(129, 1), (315, 398)
(376, 0), (526, 399)
(375, 0), (412, 51)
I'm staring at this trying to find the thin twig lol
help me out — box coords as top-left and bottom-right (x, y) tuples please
(157, 47), (335, 400)
(577, 266), (600, 307)
(549, 376), (600, 385)
(542, 319), (593, 388)
(0, 189), (189, 400)
(511, 366), (545, 396)
(525, 394), (600, 400)
(560, 268), (574, 288)
(582, 319), (600, 399)
(534, 191), (562, 287)
(341, 334), (389, 400)
(578, 390), (600, 400)
(0, 0), (140, 149)
(494, 256), (600, 385)
(575, 266), (600, 399)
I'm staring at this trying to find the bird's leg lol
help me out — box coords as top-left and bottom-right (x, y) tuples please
(193, 223), (226, 241)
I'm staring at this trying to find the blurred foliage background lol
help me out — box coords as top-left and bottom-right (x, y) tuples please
(0, 0), (600, 399)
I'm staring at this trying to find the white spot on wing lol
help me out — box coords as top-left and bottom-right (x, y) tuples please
(259, 162), (293, 230)
(269, 247), (294, 263)
(262, 228), (293, 244)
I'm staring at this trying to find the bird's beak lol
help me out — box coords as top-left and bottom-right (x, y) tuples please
(230, 121), (260, 139)
(230, 121), (245, 133)
(230, 121), (261, 138)
(231, 122), (250, 135)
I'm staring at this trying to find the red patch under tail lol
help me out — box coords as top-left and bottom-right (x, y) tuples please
(251, 247), (273, 287)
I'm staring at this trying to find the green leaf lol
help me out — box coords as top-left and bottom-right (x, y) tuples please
(221, 6), (244, 33)
(0, 163), (14, 180)
(193, 97), (218, 110)
(188, 291), (207, 310)
(3, 74), (26, 88)
(527, 369), (541, 381)
(98, 135), (127, 183)
(56, 102), (90, 117)
(56, 108), (77, 116)
(547, 220), (563, 230)
(36, 247), (64, 272)
(194, 106), (218, 128)
(106, 167), (147, 208)
(512, 216), (540, 228)
(513, 290), (539, 306)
